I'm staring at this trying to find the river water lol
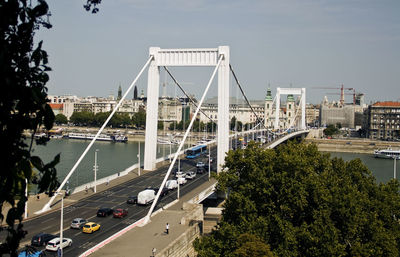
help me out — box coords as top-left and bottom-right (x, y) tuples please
(31, 139), (186, 192)
(30, 139), (399, 192)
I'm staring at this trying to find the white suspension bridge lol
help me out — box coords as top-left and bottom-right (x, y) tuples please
(36, 46), (309, 225)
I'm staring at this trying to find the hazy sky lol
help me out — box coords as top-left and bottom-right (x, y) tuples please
(38, 0), (400, 104)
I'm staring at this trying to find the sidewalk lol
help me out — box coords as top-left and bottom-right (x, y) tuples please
(89, 179), (215, 257)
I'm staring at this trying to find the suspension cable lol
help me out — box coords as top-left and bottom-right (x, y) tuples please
(163, 66), (216, 126)
(229, 64), (268, 130)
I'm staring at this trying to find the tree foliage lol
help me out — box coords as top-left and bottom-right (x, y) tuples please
(0, 0), (61, 255)
(54, 114), (68, 125)
(323, 124), (339, 137)
(194, 141), (400, 257)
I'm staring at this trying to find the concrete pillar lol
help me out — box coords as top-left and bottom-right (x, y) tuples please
(217, 46), (230, 173)
(144, 47), (160, 171)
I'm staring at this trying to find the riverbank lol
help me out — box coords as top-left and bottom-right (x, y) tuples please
(28, 125), (213, 144)
(305, 137), (400, 154)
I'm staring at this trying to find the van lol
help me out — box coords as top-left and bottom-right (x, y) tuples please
(165, 180), (178, 190)
(137, 189), (155, 205)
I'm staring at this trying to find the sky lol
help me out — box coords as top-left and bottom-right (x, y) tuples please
(38, 0), (400, 104)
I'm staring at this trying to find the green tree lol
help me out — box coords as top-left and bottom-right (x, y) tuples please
(69, 111), (94, 126)
(194, 141), (400, 257)
(54, 114), (68, 125)
(0, 0), (61, 255)
(323, 124), (339, 137)
(132, 109), (146, 128)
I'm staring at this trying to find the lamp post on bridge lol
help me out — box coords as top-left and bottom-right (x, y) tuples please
(93, 149), (99, 193)
(394, 157), (397, 179)
(138, 141), (141, 176)
(58, 192), (64, 257)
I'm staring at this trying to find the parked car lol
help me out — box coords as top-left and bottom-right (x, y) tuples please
(31, 233), (57, 246)
(177, 177), (187, 185)
(82, 222), (101, 233)
(113, 208), (128, 218)
(185, 171), (196, 180)
(45, 237), (72, 251)
(165, 180), (178, 190)
(70, 218), (87, 229)
(126, 196), (137, 204)
(97, 207), (113, 217)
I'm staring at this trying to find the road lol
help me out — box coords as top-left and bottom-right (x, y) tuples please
(7, 147), (216, 256)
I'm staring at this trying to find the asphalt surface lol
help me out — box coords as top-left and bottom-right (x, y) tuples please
(5, 148), (217, 257)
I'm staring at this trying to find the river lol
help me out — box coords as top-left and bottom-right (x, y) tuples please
(31, 138), (187, 192)
(30, 139), (398, 192)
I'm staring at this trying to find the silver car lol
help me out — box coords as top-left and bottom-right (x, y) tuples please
(70, 218), (87, 229)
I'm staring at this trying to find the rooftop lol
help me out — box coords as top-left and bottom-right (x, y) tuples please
(372, 101), (400, 107)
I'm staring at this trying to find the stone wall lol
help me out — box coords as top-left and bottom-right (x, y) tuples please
(156, 203), (203, 257)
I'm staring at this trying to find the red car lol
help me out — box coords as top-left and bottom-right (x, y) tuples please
(113, 208), (128, 218)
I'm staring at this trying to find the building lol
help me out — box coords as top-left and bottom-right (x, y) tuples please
(367, 101), (400, 140)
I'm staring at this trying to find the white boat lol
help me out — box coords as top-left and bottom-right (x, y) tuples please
(65, 132), (127, 142)
(374, 148), (400, 160)
(157, 138), (173, 145)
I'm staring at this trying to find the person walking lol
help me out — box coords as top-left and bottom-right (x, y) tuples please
(166, 223), (169, 234)
(152, 247), (156, 257)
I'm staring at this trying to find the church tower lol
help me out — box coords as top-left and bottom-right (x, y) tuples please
(264, 87), (273, 128)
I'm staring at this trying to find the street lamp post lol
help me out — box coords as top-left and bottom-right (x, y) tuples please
(177, 156), (180, 199)
(24, 178), (28, 219)
(59, 192), (64, 257)
(93, 149), (99, 193)
(394, 157), (397, 179)
(208, 152), (211, 181)
(138, 141), (141, 176)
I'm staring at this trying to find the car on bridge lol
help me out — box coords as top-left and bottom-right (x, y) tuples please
(175, 171), (186, 178)
(97, 207), (113, 217)
(126, 195), (137, 204)
(113, 208), (128, 218)
(196, 161), (205, 168)
(70, 218), (88, 229)
(150, 187), (169, 197)
(82, 222), (101, 234)
(177, 177), (187, 185)
(30, 233), (57, 247)
(45, 237), (72, 251)
(185, 171), (196, 180)
(165, 180), (178, 190)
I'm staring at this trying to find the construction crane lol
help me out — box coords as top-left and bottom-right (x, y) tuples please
(312, 84), (354, 106)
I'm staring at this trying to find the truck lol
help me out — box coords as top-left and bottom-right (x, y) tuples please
(137, 189), (155, 205)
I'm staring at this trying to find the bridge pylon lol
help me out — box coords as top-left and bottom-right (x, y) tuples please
(143, 47), (230, 173)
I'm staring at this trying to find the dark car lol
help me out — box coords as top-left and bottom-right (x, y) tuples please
(151, 187), (169, 197)
(31, 233), (57, 246)
(126, 196), (137, 204)
(97, 208), (113, 217)
(113, 208), (128, 218)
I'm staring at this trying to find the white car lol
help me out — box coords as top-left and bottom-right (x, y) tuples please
(165, 180), (178, 190)
(175, 171), (186, 178)
(185, 171), (196, 180)
(177, 177), (187, 185)
(196, 162), (205, 168)
(45, 237), (72, 251)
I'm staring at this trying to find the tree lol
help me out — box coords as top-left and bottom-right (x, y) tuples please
(194, 141), (400, 256)
(0, 0), (61, 255)
(69, 111), (94, 126)
(54, 114), (68, 125)
(323, 124), (339, 137)
(132, 109), (146, 128)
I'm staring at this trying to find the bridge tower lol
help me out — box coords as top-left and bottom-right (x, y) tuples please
(274, 88), (306, 130)
(144, 47), (230, 173)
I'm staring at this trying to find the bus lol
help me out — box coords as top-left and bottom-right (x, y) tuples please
(186, 145), (207, 159)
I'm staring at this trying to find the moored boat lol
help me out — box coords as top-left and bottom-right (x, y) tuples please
(65, 132), (127, 142)
(373, 148), (400, 160)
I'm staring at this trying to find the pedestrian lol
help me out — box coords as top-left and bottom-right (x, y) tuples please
(106, 178), (109, 186)
(152, 247), (156, 257)
(36, 194), (40, 201)
(85, 186), (88, 194)
(166, 223), (169, 234)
